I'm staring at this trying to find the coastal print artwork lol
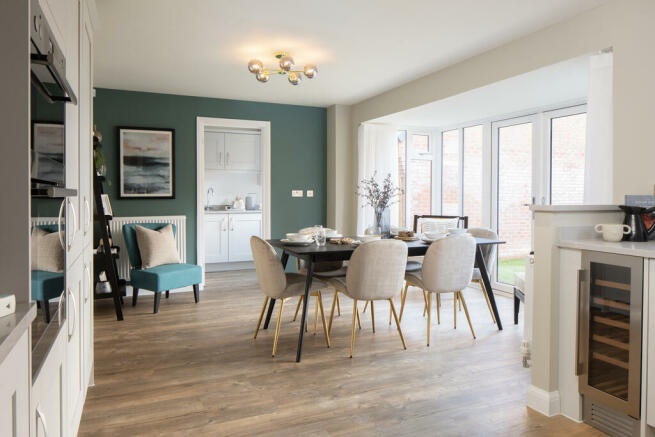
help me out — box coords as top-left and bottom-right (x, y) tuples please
(119, 127), (175, 198)
(32, 122), (65, 186)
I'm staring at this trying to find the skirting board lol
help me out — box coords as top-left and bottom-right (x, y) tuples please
(527, 385), (561, 417)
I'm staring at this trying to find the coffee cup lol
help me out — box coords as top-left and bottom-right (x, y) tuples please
(594, 224), (631, 242)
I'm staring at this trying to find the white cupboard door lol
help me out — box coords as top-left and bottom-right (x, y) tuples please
(228, 214), (262, 262)
(79, 2), (94, 249)
(205, 214), (229, 263)
(66, 256), (84, 431)
(225, 133), (259, 170)
(82, 244), (94, 386)
(0, 331), (29, 437)
(31, 327), (67, 437)
(205, 132), (225, 170)
(648, 259), (655, 427)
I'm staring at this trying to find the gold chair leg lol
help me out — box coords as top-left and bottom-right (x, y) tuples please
(399, 282), (409, 322)
(356, 305), (362, 329)
(458, 292), (462, 311)
(422, 289), (428, 316)
(427, 291), (432, 346)
(292, 295), (303, 322)
(328, 290), (338, 334)
(336, 293), (341, 316)
(389, 298), (407, 350)
(318, 292), (330, 348)
(436, 293), (440, 325)
(453, 292), (457, 329)
(459, 291), (476, 339)
(478, 280), (496, 324)
(314, 294), (319, 334)
(254, 296), (269, 339)
(389, 298), (393, 326)
(362, 301), (369, 313)
(272, 298), (285, 357)
(350, 299), (358, 358)
(370, 300), (375, 333)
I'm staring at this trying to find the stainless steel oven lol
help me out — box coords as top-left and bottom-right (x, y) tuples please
(577, 250), (643, 436)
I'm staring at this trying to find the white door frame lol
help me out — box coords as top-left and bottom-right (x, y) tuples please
(196, 117), (271, 285)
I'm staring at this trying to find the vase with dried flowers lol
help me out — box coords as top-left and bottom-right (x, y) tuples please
(356, 172), (401, 237)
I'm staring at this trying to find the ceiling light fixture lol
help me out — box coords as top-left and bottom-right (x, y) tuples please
(247, 51), (318, 86)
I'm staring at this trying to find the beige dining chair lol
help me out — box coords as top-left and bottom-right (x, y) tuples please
(250, 236), (331, 357)
(466, 227), (498, 324)
(404, 233), (477, 346)
(326, 240), (408, 357)
(294, 259), (347, 333)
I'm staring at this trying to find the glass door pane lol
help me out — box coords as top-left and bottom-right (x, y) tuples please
(397, 131), (407, 227)
(441, 129), (460, 215)
(463, 125), (483, 227)
(496, 121), (533, 286)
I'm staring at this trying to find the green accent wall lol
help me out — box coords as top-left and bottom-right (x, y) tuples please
(93, 88), (327, 263)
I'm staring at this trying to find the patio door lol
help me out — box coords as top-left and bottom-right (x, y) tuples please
(491, 115), (542, 293)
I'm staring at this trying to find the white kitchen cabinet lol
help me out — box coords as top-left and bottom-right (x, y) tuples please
(0, 331), (30, 437)
(205, 132), (225, 170)
(82, 243), (93, 389)
(228, 214), (262, 262)
(31, 327), (67, 437)
(225, 133), (260, 170)
(205, 214), (229, 263)
(66, 255), (84, 432)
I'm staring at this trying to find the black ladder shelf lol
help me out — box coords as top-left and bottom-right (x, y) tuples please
(93, 134), (124, 321)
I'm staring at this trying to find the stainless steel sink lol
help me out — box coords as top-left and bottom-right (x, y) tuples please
(205, 205), (228, 211)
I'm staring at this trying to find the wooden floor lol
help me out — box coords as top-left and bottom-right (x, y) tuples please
(79, 270), (605, 437)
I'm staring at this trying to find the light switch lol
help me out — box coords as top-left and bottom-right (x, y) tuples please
(292, 190), (304, 197)
(307, 190), (314, 197)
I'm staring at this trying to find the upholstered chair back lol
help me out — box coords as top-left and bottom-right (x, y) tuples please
(122, 223), (176, 269)
(466, 227), (498, 276)
(422, 234), (476, 293)
(346, 239), (407, 300)
(250, 236), (287, 299)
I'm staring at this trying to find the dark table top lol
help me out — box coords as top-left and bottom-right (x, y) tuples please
(268, 236), (505, 261)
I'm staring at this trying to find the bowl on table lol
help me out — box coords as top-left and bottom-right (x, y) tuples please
(286, 233), (313, 242)
(358, 234), (381, 243)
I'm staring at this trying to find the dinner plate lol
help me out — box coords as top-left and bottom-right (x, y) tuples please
(281, 239), (313, 246)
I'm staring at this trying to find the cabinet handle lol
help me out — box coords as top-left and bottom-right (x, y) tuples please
(36, 404), (49, 437)
(575, 269), (585, 376)
(57, 199), (66, 250)
(68, 199), (77, 252)
(83, 263), (91, 303)
(226, 152), (230, 167)
(218, 152), (222, 167)
(84, 197), (91, 235)
(68, 287), (77, 340)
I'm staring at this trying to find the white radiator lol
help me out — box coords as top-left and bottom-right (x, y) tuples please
(32, 215), (187, 281)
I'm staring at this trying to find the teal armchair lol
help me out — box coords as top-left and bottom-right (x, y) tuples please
(31, 225), (64, 322)
(122, 223), (202, 313)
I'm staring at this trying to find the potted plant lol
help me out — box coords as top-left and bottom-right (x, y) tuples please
(357, 172), (401, 237)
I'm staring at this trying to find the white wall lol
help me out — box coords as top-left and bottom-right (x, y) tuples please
(328, 0), (655, 234)
(327, 104), (354, 233)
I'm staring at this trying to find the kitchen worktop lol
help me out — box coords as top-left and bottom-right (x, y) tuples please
(204, 209), (262, 214)
(557, 237), (655, 258)
(0, 302), (36, 363)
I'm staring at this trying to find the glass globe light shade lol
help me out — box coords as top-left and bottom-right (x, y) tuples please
(248, 59), (263, 74)
(303, 64), (317, 79)
(288, 71), (301, 85)
(256, 71), (270, 83)
(279, 55), (294, 71)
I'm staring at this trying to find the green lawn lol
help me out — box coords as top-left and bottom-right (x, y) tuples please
(498, 257), (525, 285)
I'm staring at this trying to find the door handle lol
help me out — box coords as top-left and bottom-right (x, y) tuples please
(57, 199), (66, 250)
(68, 198), (77, 252)
(36, 404), (49, 437)
(68, 287), (77, 340)
(575, 269), (586, 376)
(83, 263), (91, 303)
(226, 152), (230, 167)
(218, 151), (222, 167)
(84, 197), (91, 235)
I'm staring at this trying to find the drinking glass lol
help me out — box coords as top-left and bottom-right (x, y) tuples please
(314, 225), (326, 246)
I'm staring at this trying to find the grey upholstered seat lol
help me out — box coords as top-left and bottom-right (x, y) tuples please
(404, 234), (477, 345)
(326, 239), (408, 357)
(250, 236), (332, 356)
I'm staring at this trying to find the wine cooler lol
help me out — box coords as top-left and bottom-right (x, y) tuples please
(577, 251), (643, 436)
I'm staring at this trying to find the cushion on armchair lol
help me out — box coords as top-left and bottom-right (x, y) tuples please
(135, 224), (181, 268)
(130, 263), (202, 292)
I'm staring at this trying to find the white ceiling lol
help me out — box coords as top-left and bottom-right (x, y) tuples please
(94, 0), (606, 107)
(373, 55), (591, 127)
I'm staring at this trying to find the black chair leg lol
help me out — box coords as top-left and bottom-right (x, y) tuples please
(42, 299), (50, 323)
(193, 284), (199, 303)
(165, 290), (170, 299)
(513, 288), (520, 325)
(132, 288), (139, 306)
(154, 292), (162, 314)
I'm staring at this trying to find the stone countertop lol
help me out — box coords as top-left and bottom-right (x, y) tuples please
(533, 204), (620, 213)
(204, 209), (262, 214)
(0, 302), (36, 363)
(557, 238), (655, 258)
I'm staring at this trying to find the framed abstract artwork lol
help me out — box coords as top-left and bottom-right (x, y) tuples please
(31, 122), (65, 186)
(118, 127), (175, 198)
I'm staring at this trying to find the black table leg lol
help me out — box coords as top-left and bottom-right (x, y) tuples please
(264, 252), (289, 329)
(296, 258), (313, 362)
(476, 246), (503, 330)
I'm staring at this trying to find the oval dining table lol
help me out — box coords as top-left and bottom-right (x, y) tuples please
(264, 236), (505, 362)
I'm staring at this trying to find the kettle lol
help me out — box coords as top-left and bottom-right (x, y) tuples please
(619, 205), (655, 241)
